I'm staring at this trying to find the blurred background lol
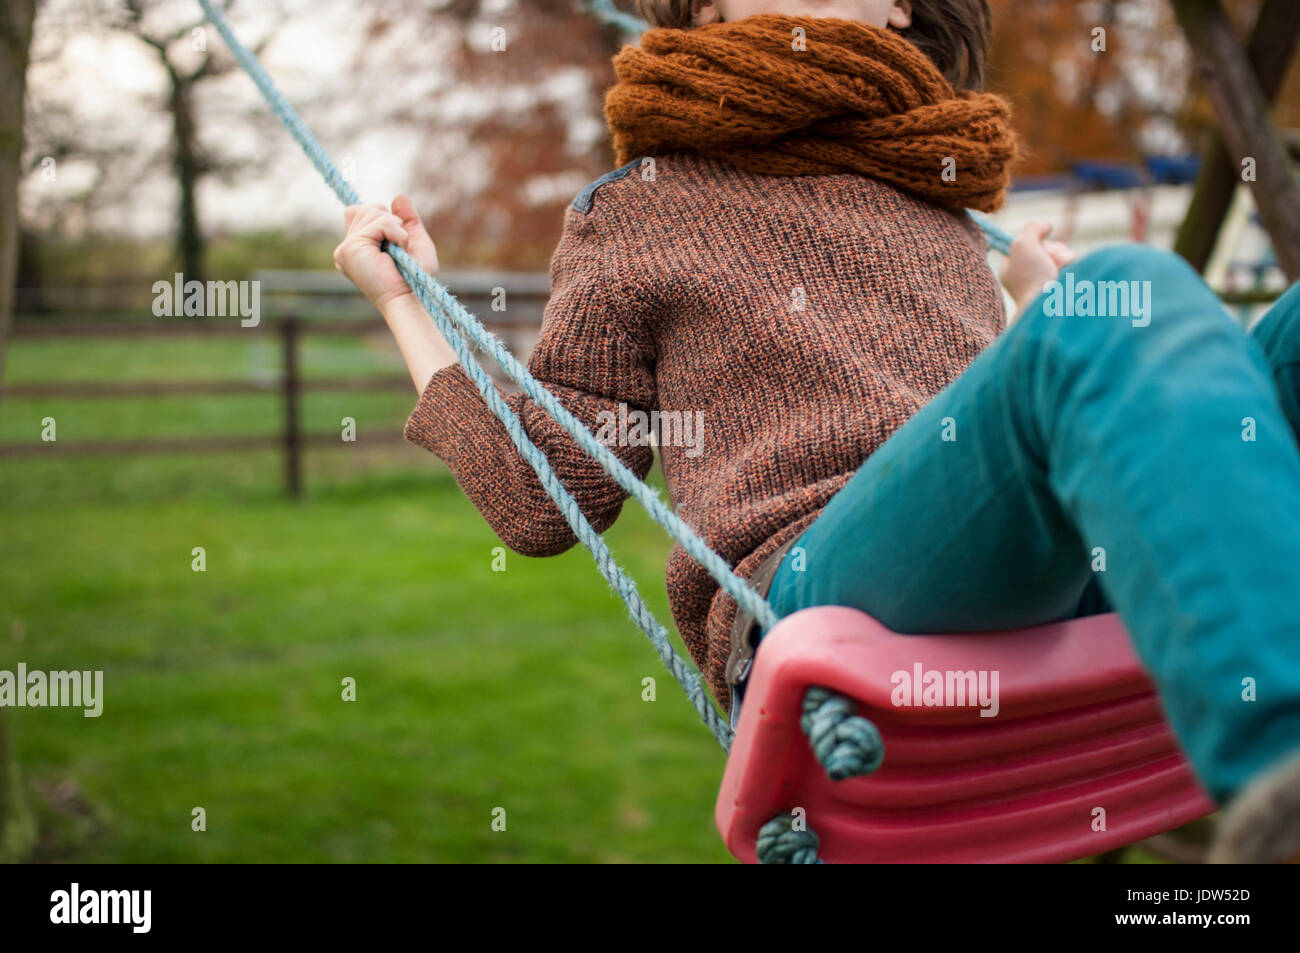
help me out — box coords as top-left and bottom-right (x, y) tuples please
(1, 0), (1297, 863)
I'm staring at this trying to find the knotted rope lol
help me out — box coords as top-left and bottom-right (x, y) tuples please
(801, 686), (886, 781)
(754, 688), (885, 863)
(757, 812), (822, 864)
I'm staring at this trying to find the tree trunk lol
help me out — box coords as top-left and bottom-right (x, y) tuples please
(170, 74), (205, 284)
(1, 0), (36, 397)
(0, 0), (38, 865)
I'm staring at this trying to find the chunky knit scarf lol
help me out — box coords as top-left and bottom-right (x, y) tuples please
(604, 15), (1021, 212)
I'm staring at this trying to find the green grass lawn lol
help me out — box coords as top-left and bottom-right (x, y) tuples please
(0, 330), (733, 863)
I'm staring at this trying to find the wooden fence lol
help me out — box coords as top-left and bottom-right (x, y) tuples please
(0, 270), (550, 497)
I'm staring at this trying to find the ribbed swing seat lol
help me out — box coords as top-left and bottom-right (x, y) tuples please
(716, 607), (1216, 863)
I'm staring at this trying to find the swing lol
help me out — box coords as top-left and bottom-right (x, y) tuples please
(718, 608), (1214, 863)
(197, 0), (1214, 863)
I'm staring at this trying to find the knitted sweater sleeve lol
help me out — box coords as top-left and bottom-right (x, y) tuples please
(402, 207), (656, 557)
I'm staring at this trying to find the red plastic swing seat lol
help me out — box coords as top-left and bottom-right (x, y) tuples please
(716, 607), (1216, 863)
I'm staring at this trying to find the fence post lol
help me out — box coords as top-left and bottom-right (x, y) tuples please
(281, 316), (302, 498)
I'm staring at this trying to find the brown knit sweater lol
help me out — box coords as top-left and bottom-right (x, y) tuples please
(403, 151), (1005, 711)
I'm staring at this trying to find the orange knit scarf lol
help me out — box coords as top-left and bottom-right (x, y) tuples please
(605, 15), (1021, 212)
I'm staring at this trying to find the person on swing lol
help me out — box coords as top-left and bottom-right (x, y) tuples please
(335, 0), (1300, 861)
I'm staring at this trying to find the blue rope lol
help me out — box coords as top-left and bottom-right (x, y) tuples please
(757, 812), (823, 864)
(585, 0), (649, 34)
(800, 686), (885, 780)
(970, 210), (1014, 255)
(755, 688), (885, 862)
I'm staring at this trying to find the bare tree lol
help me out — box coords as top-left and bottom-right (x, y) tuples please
(123, 0), (287, 282)
(26, 0), (284, 284)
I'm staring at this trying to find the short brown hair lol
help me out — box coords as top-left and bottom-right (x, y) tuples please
(632, 1), (994, 91)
